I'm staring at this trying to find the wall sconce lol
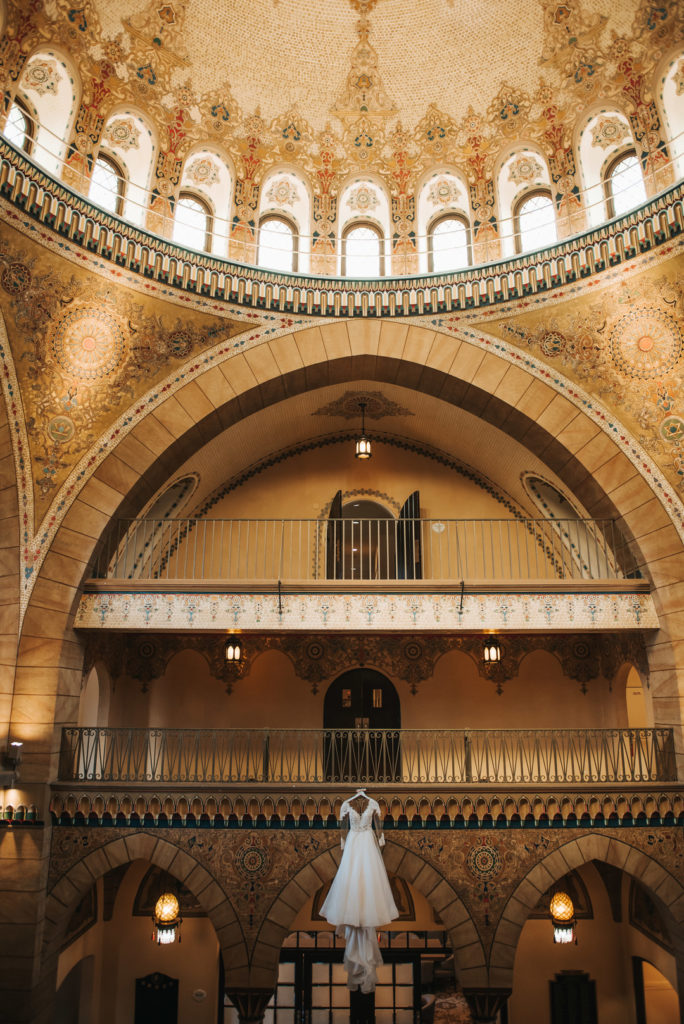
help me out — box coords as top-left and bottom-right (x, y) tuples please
(483, 638), (501, 664)
(550, 891), (576, 944)
(1, 741), (22, 787)
(225, 639), (242, 663)
(355, 401), (372, 460)
(152, 892), (182, 945)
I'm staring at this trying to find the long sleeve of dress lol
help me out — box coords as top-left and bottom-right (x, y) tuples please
(339, 802), (350, 850)
(372, 803), (385, 847)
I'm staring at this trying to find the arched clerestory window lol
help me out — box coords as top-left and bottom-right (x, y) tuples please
(172, 191), (212, 252)
(258, 215), (298, 272)
(604, 150), (647, 218)
(342, 222), (384, 278)
(89, 153), (125, 216)
(514, 190), (557, 253)
(3, 98), (33, 154)
(428, 214), (471, 272)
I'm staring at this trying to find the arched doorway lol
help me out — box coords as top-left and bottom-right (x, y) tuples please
(325, 492), (422, 580)
(323, 669), (401, 782)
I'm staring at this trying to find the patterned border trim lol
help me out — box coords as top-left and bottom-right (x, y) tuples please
(1, 141), (682, 318)
(47, 791), (684, 831)
(74, 591), (658, 632)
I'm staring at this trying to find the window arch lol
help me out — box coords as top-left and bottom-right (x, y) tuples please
(342, 221), (385, 278)
(3, 98), (33, 154)
(172, 191), (212, 252)
(428, 213), (471, 272)
(257, 215), (298, 272)
(604, 150), (647, 218)
(88, 153), (125, 215)
(514, 190), (557, 253)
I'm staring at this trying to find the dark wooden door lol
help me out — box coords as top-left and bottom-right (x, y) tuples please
(550, 972), (597, 1024)
(326, 490), (343, 579)
(323, 669), (401, 782)
(397, 490), (421, 579)
(135, 972), (178, 1024)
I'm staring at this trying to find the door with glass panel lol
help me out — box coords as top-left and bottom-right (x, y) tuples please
(323, 669), (401, 782)
(258, 952), (419, 1024)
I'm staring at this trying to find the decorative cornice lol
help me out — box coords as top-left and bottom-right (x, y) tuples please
(82, 630), (648, 697)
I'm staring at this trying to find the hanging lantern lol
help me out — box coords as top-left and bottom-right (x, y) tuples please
(225, 639), (242, 663)
(550, 891), (576, 944)
(355, 401), (372, 460)
(483, 637), (501, 664)
(152, 892), (182, 945)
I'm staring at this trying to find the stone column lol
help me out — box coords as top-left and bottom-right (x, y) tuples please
(226, 988), (275, 1023)
(463, 988), (511, 1023)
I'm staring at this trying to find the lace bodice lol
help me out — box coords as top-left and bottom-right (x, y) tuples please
(339, 796), (385, 847)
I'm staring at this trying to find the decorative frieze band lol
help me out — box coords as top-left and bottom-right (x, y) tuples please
(74, 589), (659, 634)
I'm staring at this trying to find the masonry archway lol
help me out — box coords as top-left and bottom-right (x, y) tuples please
(41, 832), (248, 1001)
(249, 837), (487, 995)
(489, 832), (684, 1015)
(11, 324), (684, 789)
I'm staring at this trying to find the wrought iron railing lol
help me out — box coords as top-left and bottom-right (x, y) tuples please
(59, 727), (676, 785)
(91, 516), (640, 583)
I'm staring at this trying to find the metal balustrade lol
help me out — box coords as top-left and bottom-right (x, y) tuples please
(59, 727), (676, 785)
(92, 516), (639, 583)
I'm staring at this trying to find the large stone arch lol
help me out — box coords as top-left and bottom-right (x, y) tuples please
(489, 832), (684, 1009)
(11, 321), (684, 791)
(0, 367), (19, 745)
(249, 837), (487, 992)
(41, 831), (248, 996)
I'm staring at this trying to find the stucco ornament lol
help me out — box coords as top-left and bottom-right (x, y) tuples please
(347, 184), (380, 212)
(591, 115), (629, 149)
(22, 58), (61, 96)
(508, 154), (544, 183)
(185, 157), (219, 187)
(427, 177), (462, 206)
(265, 178), (300, 207)
(103, 118), (141, 151)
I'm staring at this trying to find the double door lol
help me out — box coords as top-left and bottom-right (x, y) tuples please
(323, 669), (401, 782)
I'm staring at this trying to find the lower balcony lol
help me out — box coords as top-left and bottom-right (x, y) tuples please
(58, 726), (677, 787)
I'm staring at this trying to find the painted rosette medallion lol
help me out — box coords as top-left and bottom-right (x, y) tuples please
(610, 307), (682, 379)
(51, 307), (126, 380)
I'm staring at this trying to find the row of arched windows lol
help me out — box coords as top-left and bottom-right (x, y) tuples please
(0, 89), (669, 275)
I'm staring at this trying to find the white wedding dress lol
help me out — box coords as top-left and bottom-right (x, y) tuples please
(320, 795), (398, 993)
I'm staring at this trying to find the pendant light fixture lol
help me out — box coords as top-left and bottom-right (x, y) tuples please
(550, 891), (576, 944)
(483, 637), (501, 664)
(152, 892), (182, 945)
(225, 638), (242, 663)
(355, 400), (372, 460)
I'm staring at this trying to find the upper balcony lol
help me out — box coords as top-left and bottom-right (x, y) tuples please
(1, 135), (683, 322)
(75, 515), (656, 633)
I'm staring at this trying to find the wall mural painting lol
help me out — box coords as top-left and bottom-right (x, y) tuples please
(0, 228), (249, 526)
(479, 258), (684, 495)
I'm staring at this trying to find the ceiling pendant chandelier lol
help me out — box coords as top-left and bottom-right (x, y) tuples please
(355, 400), (372, 460)
(550, 891), (576, 944)
(152, 892), (182, 945)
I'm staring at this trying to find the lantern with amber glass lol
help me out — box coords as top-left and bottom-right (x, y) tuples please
(550, 891), (576, 944)
(152, 892), (182, 945)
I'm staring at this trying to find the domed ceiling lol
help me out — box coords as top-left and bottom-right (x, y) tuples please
(88, 0), (640, 132)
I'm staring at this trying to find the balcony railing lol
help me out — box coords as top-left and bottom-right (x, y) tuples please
(92, 516), (640, 584)
(59, 727), (676, 785)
